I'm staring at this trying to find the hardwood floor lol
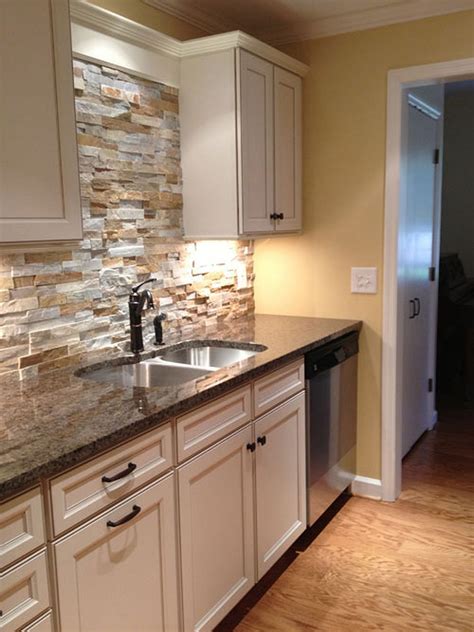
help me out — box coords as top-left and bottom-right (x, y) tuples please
(217, 405), (474, 632)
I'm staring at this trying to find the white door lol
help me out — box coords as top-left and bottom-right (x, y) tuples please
(239, 50), (274, 234)
(274, 67), (303, 232)
(178, 424), (255, 632)
(54, 475), (180, 632)
(401, 96), (441, 457)
(254, 392), (306, 579)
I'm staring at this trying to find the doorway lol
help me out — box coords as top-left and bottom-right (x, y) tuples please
(400, 85), (443, 458)
(381, 57), (474, 502)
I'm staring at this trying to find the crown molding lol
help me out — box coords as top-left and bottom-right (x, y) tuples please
(256, 0), (474, 45)
(70, 0), (182, 57)
(256, 0), (474, 46)
(70, 2), (309, 76)
(142, 0), (232, 35)
(181, 31), (309, 76)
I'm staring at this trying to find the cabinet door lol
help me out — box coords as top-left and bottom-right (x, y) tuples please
(255, 392), (306, 579)
(54, 475), (179, 632)
(0, 0), (81, 243)
(274, 67), (302, 232)
(239, 50), (274, 234)
(179, 425), (255, 632)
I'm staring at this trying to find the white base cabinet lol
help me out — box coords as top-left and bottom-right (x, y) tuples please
(255, 392), (307, 579)
(178, 385), (307, 631)
(54, 475), (180, 632)
(178, 425), (255, 632)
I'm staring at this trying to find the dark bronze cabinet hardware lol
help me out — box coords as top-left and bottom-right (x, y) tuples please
(246, 442), (256, 452)
(106, 504), (141, 528)
(414, 297), (421, 316)
(102, 462), (137, 483)
(257, 435), (267, 446)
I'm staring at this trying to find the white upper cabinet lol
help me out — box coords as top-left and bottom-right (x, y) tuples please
(181, 47), (305, 239)
(0, 0), (82, 244)
(239, 51), (275, 234)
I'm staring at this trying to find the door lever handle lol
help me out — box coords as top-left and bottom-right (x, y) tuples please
(409, 299), (416, 319)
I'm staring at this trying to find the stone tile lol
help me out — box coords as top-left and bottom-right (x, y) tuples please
(2, 59), (255, 377)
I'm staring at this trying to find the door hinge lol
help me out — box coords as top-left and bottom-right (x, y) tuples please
(428, 378), (433, 393)
(433, 148), (440, 165)
(429, 266), (436, 282)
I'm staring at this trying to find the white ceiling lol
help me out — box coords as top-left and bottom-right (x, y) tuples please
(143, 0), (474, 44)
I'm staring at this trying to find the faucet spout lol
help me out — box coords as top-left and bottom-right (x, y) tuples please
(128, 279), (156, 354)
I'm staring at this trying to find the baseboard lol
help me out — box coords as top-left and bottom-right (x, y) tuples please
(429, 410), (438, 430)
(350, 476), (382, 500)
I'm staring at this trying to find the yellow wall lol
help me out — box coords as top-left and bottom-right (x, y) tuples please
(255, 11), (474, 479)
(87, 0), (207, 40)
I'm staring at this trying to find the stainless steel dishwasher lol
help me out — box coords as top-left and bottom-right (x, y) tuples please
(305, 332), (359, 525)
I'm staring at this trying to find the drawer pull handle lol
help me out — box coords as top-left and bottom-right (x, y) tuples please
(107, 504), (141, 528)
(102, 462), (137, 483)
(257, 435), (267, 446)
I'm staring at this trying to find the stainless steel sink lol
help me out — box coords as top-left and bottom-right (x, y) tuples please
(158, 345), (261, 369)
(78, 342), (266, 388)
(81, 360), (213, 388)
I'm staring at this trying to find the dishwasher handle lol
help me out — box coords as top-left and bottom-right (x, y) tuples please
(305, 332), (359, 378)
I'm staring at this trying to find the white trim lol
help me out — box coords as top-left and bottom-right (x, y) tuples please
(143, 0), (232, 35)
(181, 31), (309, 76)
(254, 0), (474, 45)
(133, 0), (474, 46)
(71, 0), (181, 56)
(69, 1), (309, 77)
(429, 410), (438, 431)
(381, 56), (474, 502)
(71, 22), (181, 86)
(350, 476), (382, 500)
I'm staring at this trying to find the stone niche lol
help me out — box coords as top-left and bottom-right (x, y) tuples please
(0, 60), (254, 378)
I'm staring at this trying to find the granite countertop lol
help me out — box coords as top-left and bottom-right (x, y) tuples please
(0, 314), (361, 501)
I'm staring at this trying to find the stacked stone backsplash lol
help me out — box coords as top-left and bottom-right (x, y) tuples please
(0, 60), (254, 378)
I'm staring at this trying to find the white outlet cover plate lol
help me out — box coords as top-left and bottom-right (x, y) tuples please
(351, 267), (377, 294)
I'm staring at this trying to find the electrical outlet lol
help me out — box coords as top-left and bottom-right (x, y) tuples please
(351, 267), (377, 294)
(236, 262), (247, 289)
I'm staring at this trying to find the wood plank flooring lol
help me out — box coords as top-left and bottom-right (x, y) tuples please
(217, 405), (474, 631)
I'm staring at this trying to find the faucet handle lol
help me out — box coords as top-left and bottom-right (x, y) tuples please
(132, 278), (157, 294)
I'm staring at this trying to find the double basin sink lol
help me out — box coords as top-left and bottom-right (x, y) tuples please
(79, 342), (267, 388)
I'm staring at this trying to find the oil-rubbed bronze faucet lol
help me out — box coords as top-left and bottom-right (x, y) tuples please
(128, 279), (156, 354)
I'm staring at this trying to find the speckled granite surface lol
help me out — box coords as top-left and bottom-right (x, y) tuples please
(0, 314), (361, 500)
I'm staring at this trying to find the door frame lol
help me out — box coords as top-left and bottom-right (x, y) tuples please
(381, 57), (474, 502)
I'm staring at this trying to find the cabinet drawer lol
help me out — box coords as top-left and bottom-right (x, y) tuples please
(0, 550), (51, 632)
(20, 611), (53, 632)
(254, 359), (304, 417)
(50, 423), (173, 535)
(1, 488), (45, 571)
(177, 386), (252, 462)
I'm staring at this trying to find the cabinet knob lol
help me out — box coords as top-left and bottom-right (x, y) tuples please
(270, 213), (285, 221)
(257, 435), (267, 446)
(246, 442), (256, 452)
